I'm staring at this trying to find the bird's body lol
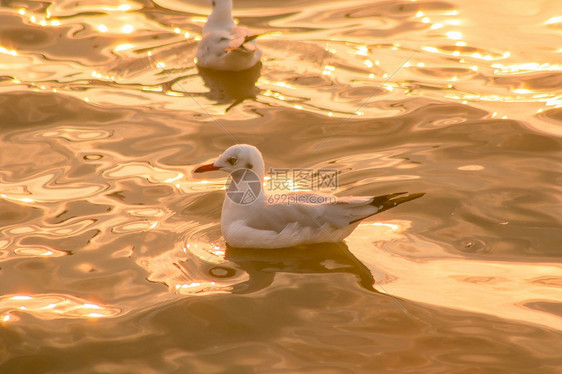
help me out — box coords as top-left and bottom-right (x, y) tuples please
(196, 0), (262, 71)
(194, 144), (424, 249)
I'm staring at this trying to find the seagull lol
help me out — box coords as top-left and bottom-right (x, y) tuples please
(196, 0), (262, 71)
(194, 144), (424, 248)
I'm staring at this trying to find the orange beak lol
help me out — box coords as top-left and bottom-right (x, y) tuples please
(194, 163), (220, 173)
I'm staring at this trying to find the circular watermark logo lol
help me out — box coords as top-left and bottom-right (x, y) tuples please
(225, 168), (262, 205)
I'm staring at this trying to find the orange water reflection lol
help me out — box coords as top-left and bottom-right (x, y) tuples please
(0, 294), (121, 321)
(2, 0), (560, 128)
(0, 0), (561, 370)
(349, 222), (562, 331)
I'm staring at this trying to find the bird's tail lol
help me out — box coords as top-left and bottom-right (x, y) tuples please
(226, 34), (263, 52)
(371, 192), (425, 213)
(349, 192), (425, 224)
(242, 34), (261, 45)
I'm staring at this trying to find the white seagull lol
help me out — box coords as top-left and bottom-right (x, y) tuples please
(194, 144), (424, 249)
(196, 0), (262, 71)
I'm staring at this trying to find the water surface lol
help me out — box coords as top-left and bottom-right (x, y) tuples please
(1, 0), (561, 372)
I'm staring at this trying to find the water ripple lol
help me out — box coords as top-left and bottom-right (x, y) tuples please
(1, 0), (561, 371)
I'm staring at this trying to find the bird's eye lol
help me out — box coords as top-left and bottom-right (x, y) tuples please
(227, 157), (237, 165)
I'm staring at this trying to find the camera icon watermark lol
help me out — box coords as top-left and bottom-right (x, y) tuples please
(225, 168), (338, 205)
(225, 169), (262, 205)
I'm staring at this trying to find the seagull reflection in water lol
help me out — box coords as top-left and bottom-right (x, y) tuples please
(197, 62), (262, 111)
(207, 242), (377, 294)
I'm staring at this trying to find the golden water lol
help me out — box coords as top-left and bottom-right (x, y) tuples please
(1, 0), (561, 372)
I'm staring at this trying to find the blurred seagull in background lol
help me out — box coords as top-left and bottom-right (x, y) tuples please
(194, 144), (424, 248)
(196, 0), (262, 71)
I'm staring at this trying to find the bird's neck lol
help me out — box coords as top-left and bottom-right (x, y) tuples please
(207, 0), (235, 28)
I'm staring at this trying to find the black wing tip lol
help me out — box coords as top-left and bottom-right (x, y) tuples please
(349, 192), (425, 224)
(404, 192), (426, 200)
(244, 33), (265, 43)
(370, 191), (425, 210)
(389, 191), (426, 204)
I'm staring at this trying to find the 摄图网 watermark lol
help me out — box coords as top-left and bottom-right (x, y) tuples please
(266, 168), (338, 192)
(226, 168), (338, 205)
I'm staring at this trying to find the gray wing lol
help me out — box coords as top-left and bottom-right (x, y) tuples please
(245, 192), (424, 233)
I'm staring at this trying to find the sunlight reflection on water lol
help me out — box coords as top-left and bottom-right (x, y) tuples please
(0, 0), (561, 371)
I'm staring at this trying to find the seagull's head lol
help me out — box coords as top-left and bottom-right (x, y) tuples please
(194, 144), (265, 177)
